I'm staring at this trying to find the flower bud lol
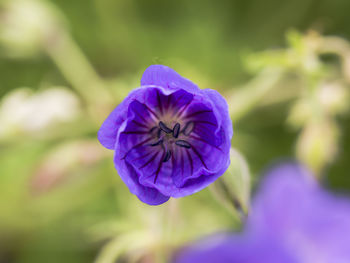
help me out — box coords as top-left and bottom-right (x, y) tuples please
(0, 87), (81, 139)
(287, 99), (313, 129)
(210, 148), (251, 219)
(296, 120), (339, 175)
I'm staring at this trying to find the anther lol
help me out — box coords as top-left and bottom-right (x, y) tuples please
(159, 121), (172, 134)
(157, 128), (162, 138)
(175, 140), (191, 149)
(173, 123), (180, 138)
(182, 121), (194, 136)
(149, 126), (158, 137)
(150, 139), (163, 146)
(149, 126), (157, 133)
(163, 150), (172, 162)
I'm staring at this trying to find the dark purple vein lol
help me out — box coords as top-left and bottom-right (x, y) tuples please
(194, 120), (217, 126)
(121, 137), (153, 159)
(165, 92), (172, 111)
(170, 93), (186, 111)
(186, 150), (194, 176)
(139, 151), (160, 169)
(189, 143), (209, 169)
(131, 104), (150, 123)
(132, 120), (149, 129)
(180, 149), (184, 180)
(184, 109), (212, 119)
(156, 89), (163, 115)
(122, 131), (149, 135)
(142, 102), (160, 119)
(189, 135), (223, 151)
(131, 151), (154, 162)
(153, 151), (166, 183)
(175, 100), (192, 118)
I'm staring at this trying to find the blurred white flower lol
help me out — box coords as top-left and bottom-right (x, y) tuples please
(0, 0), (65, 57)
(0, 87), (81, 138)
(317, 81), (349, 115)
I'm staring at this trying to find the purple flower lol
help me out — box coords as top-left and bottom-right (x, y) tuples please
(98, 65), (233, 205)
(175, 162), (350, 263)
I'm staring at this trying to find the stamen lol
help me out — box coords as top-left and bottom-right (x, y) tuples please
(175, 140), (191, 149)
(157, 128), (162, 138)
(163, 150), (172, 162)
(182, 121), (194, 136)
(173, 123), (180, 138)
(149, 126), (158, 134)
(150, 139), (163, 146)
(159, 121), (172, 134)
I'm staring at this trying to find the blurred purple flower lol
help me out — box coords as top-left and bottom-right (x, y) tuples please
(98, 65), (233, 205)
(175, 163), (350, 263)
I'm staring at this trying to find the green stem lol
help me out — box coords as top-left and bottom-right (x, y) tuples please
(44, 32), (113, 117)
(227, 68), (284, 122)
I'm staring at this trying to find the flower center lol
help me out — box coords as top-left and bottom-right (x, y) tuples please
(149, 120), (195, 163)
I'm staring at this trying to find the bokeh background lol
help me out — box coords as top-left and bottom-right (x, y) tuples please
(1, 0), (350, 262)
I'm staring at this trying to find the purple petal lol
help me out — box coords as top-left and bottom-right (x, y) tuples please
(201, 89), (233, 141)
(171, 136), (229, 188)
(141, 65), (199, 93)
(142, 88), (194, 117)
(250, 162), (350, 262)
(174, 161), (350, 262)
(174, 234), (296, 263)
(137, 145), (229, 198)
(114, 153), (169, 205)
(97, 105), (126, 150)
(171, 147), (196, 188)
(248, 163), (315, 236)
(116, 101), (156, 159)
(98, 87), (151, 150)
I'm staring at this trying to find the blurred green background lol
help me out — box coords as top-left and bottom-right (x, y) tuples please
(1, 0), (350, 262)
